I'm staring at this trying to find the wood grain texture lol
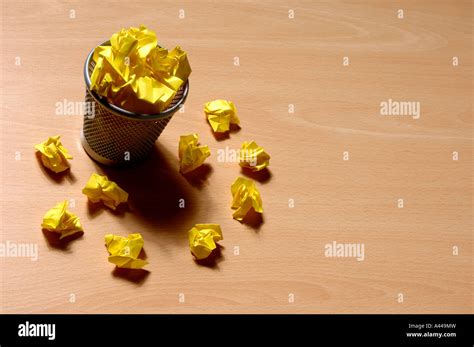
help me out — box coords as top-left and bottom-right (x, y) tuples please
(0, 0), (472, 313)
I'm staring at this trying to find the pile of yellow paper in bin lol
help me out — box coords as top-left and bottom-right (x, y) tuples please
(90, 25), (191, 114)
(35, 25), (271, 270)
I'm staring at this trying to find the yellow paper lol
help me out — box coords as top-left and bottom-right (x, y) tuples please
(104, 233), (148, 269)
(188, 224), (223, 260)
(231, 177), (263, 221)
(34, 135), (72, 173)
(41, 200), (83, 239)
(239, 141), (270, 171)
(90, 25), (191, 114)
(204, 99), (240, 133)
(82, 173), (128, 210)
(178, 134), (211, 174)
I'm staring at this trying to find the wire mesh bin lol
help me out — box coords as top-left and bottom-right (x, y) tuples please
(81, 44), (189, 165)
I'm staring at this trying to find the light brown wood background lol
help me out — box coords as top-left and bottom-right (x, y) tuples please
(0, 0), (472, 313)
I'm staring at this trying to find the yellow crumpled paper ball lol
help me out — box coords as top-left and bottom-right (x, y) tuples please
(104, 233), (148, 269)
(231, 177), (263, 221)
(90, 25), (191, 114)
(41, 200), (83, 239)
(82, 173), (128, 210)
(188, 224), (223, 260)
(34, 135), (72, 173)
(239, 141), (270, 172)
(178, 133), (211, 174)
(204, 99), (240, 133)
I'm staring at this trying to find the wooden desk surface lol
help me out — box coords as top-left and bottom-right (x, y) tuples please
(0, 0), (472, 313)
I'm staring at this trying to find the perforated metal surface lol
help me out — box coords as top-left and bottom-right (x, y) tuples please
(82, 52), (188, 165)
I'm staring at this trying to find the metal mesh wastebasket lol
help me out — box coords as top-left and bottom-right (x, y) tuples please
(81, 43), (189, 165)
